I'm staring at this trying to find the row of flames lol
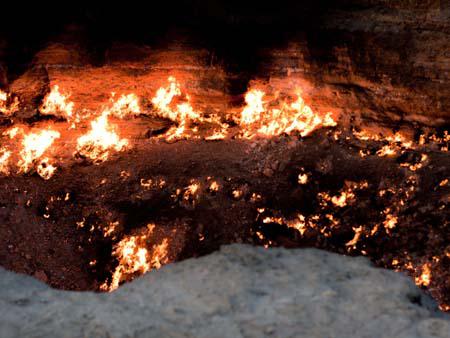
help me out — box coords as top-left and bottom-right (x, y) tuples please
(0, 77), (337, 180)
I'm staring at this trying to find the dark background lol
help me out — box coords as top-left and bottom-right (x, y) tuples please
(0, 1), (347, 83)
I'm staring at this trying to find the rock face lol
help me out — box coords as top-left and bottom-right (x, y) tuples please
(0, 245), (448, 338)
(1, 1), (448, 127)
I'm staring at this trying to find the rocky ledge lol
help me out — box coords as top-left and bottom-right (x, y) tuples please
(0, 244), (449, 338)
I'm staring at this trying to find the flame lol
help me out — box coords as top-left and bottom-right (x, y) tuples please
(240, 89), (265, 124)
(76, 111), (128, 162)
(0, 90), (19, 116)
(184, 182), (200, 201)
(209, 181), (220, 192)
(151, 78), (201, 141)
(346, 226), (363, 248)
(415, 263), (432, 287)
(104, 223), (169, 291)
(151, 77), (228, 140)
(151, 76), (182, 117)
(36, 158), (57, 180)
(383, 212), (398, 232)
(0, 148), (11, 175)
(298, 173), (308, 184)
(110, 93), (141, 118)
(331, 191), (354, 207)
(107, 234), (150, 291)
(18, 129), (60, 174)
(40, 85), (74, 119)
(238, 89), (336, 138)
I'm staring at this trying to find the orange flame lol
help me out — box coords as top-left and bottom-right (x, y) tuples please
(0, 89), (19, 116)
(238, 89), (336, 138)
(76, 111), (128, 162)
(18, 129), (60, 175)
(40, 85), (74, 120)
(104, 223), (169, 291)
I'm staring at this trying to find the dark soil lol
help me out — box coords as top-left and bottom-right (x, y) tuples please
(0, 119), (448, 309)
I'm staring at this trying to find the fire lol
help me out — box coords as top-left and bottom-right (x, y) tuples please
(240, 89), (265, 124)
(298, 173), (308, 184)
(151, 78), (201, 141)
(0, 148), (11, 175)
(238, 89), (336, 138)
(40, 85), (75, 120)
(110, 93), (141, 118)
(331, 191), (353, 207)
(150, 238), (169, 269)
(0, 89), (19, 116)
(151, 76), (182, 117)
(104, 223), (169, 291)
(415, 263), (432, 287)
(209, 181), (220, 192)
(151, 77), (227, 140)
(286, 214), (308, 235)
(76, 111), (128, 162)
(383, 212), (398, 232)
(184, 182), (200, 201)
(346, 226), (363, 248)
(107, 234), (150, 291)
(36, 158), (57, 180)
(18, 129), (60, 174)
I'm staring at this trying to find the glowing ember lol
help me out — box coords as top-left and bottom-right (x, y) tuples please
(346, 226), (363, 248)
(415, 263), (432, 287)
(331, 191), (353, 207)
(209, 181), (220, 192)
(184, 182), (200, 201)
(76, 111), (128, 162)
(383, 212), (398, 232)
(36, 158), (57, 180)
(298, 173), (308, 184)
(286, 214), (307, 235)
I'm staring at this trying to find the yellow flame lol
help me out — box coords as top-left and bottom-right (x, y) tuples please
(239, 89), (336, 138)
(0, 90), (19, 116)
(151, 77), (227, 140)
(105, 223), (169, 291)
(40, 85), (74, 119)
(76, 111), (128, 162)
(18, 129), (60, 174)
(298, 173), (308, 184)
(110, 93), (141, 118)
(36, 158), (57, 180)
(0, 148), (11, 175)
(415, 263), (432, 287)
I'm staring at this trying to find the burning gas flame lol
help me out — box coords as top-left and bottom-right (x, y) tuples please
(0, 89), (19, 116)
(0, 148), (11, 175)
(18, 129), (60, 175)
(238, 89), (336, 138)
(103, 223), (169, 291)
(40, 85), (74, 120)
(415, 263), (432, 287)
(110, 93), (141, 118)
(151, 77), (228, 140)
(76, 111), (128, 162)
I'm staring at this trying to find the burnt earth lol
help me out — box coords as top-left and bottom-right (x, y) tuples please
(0, 123), (448, 309)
